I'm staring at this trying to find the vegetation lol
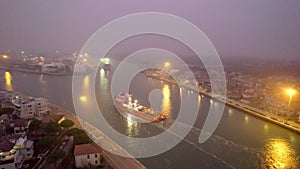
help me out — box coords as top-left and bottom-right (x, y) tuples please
(60, 119), (75, 130)
(0, 107), (14, 115)
(35, 136), (61, 154)
(66, 128), (82, 136)
(74, 132), (92, 145)
(28, 119), (42, 134)
(47, 150), (66, 163)
(45, 122), (62, 134)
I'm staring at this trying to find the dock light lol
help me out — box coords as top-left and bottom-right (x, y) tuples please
(80, 96), (87, 102)
(285, 88), (297, 106)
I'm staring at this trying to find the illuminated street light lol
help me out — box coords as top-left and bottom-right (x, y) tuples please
(80, 96), (87, 102)
(2, 55), (8, 59)
(285, 88), (297, 106)
(164, 62), (170, 68)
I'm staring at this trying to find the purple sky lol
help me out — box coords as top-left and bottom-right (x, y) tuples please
(0, 0), (299, 59)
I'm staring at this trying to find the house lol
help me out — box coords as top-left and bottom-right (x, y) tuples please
(9, 119), (30, 135)
(0, 90), (50, 119)
(74, 143), (102, 168)
(0, 135), (34, 169)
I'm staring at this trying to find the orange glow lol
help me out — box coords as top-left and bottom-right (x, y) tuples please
(285, 88), (296, 96)
(5, 72), (13, 91)
(2, 55), (8, 59)
(162, 84), (172, 118)
(285, 88), (297, 106)
(264, 138), (297, 169)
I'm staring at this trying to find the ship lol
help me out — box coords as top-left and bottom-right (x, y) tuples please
(113, 92), (167, 123)
(100, 57), (111, 71)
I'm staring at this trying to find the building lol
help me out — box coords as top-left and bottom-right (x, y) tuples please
(34, 98), (49, 117)
(9, 119), (30, 135)
(41, 62), (65, 73)
(74, 143), (102, 168)
(0, 136), (34, 169)
(0, 90), (50, 119)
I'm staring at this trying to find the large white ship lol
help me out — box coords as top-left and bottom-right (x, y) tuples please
(113, 92), (167, 123)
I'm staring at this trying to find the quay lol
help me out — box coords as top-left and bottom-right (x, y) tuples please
(144, 71), (300, 134)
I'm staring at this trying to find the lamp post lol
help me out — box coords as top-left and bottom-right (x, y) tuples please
(2, 55), (8, 59)
(285, 88), (296, 107)
(164, 62), (170, 68)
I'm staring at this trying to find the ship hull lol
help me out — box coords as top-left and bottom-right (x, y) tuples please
(115, 106), (150, 123)
(113, 98), (165, 123)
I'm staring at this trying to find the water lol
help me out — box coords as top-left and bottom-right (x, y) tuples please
(1, 69), (299, 169)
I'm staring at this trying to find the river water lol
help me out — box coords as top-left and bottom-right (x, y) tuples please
(1, 69), (299, 169)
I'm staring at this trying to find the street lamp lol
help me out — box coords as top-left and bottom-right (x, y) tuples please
(164, 62), (170, 68)
(2, 55), (8, 59)
(285, 88), (296, 106)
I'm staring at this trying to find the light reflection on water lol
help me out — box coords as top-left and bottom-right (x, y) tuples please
(126, 115), (139, 136)
(4, 71), (13, 91)
(264, 138), (298, 169)
(162, 84), (172, 118)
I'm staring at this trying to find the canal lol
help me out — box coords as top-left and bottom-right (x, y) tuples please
(0, 69), (299, 169)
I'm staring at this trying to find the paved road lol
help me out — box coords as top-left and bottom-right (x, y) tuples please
(50, 104), (146, 169)
(83, 121), (146, 169)
(102, 151), (145, 169)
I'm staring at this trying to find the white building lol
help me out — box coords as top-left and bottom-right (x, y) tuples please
(0, 136), (34, 169)
(41, 62), (65, 73)
(74, 143), (102, 168)
(34, 98), (49, 116)
(0, 90), (50, 120)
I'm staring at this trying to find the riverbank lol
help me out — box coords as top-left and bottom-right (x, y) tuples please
(144, 71), (300, 134)
(48, 103), (146, 169)
(0, 66), (91, 76)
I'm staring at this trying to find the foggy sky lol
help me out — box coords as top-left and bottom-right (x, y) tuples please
(0, 0), (299, 59)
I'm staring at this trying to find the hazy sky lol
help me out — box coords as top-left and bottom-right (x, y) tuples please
(0, 0), (299, 59)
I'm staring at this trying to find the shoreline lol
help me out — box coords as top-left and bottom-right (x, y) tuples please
(144, 72), (300, 134)
(48, 103), (146, 169)
(0, 66), (92, 76)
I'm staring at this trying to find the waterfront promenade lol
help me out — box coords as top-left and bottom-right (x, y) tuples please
(144, 71), (300, 134)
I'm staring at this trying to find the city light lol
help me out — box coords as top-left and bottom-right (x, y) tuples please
(2, 55), (8, 59)
(80, 96), (87, 102)
(164, 62), (170, 68)
(285, 88), (297, 106)
(285, 88), (296, 96)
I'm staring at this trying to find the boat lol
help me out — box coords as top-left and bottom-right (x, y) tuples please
(113, 92), (167, 123)
(100, 58), (111, 71)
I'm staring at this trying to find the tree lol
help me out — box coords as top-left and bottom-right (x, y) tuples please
(47, 150), (66, 163)
(60, 119), (75, 130)
(66, 128), (82, 136)
(29, 119), (42, 134)
(36, 136), (61, 154)
(45, 122), (62, 134)
(0, 107), (14, 115)
(74, 132), (92, 145)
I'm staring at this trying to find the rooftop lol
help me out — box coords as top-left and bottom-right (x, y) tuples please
(74, 143), (102, 156)
(0, 137), (14, 152)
